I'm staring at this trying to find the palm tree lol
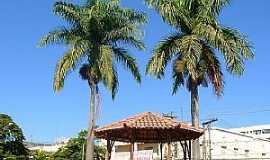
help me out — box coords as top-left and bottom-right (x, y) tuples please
(145, 0), (254, 158)
(39, 1), (147, 160)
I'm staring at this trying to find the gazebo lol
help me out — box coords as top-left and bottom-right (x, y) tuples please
(95, 112), (203, 160)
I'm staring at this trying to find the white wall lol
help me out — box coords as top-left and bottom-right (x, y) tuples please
(28, 143), (65, 153)
(111, 128), (270, 160)
(202, 128), (270, 159)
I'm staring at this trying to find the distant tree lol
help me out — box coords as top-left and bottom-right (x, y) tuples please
(39, 1), (146, 159)
(0, 114), (29, 159)
(52, 130), (106, 160)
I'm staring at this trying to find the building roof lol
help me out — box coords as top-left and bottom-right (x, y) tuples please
(213, 128), (270, 142)
(95, 112), (203, 143)
(229, 124), (270, 131)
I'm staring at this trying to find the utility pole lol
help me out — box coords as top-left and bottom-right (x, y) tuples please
(180, 106), (184, 121)
(202, 119), (218, 160)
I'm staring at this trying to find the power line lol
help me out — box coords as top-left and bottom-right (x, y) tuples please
(204, 106), (270, 118)
(212, 109), (270, 116)
(216, 118), (239, 128)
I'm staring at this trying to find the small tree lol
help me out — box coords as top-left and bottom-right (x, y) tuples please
(53, 130), (106, 160)
(32, 150), (50, 160)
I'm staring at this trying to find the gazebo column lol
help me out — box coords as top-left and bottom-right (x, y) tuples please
(180, 141), (187, 160)
(184, 140), (191, 160)
(130, 142), (135, 160)
(160, 143), (163, 160)
(106, 139), (114, 160)
(188, 140), (192, 160)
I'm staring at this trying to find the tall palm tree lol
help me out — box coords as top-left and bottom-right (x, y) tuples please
(39, 1), (146, 160)
(145, 0), (254, 158)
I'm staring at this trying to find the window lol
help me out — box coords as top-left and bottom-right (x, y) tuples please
(221, 146), (227, 149)
(144, 147), (153, 150)
(115, 145), (131, 152)
(245, 150), (249, 153)
(234, 148), (238, 151)
(262, 153), (266, 156)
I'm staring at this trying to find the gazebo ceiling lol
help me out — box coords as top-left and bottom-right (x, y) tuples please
(95, 112), (203, 143)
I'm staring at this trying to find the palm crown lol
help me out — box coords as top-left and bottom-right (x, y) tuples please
(146, 0), (254, 96)
(39, 0), (147, 98)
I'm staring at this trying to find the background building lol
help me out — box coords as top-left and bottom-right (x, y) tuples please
(110, 125), (270, 160)
(203, 128), (270, 160)
(229, 124), (270, 140)
(25, 138), (69, 153)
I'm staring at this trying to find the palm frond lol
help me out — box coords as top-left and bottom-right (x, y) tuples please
(177, 35), (203, 80)
(146, 33), (185, 78)
(38, 27), (80, 47)
(54, 46), (86, 91)
(105, 24), (145, 50)
(120, 8), (147, 25)
(98, 45), (115, 90)
(112, 47), (141, 83)
(207, 0), (230, 16)
(145, 0), (191, 32)
(111, 66), (119, 99)
(91, 3), (146, 51)
(105, 24), (137, 40)
(201, 43), (224, 96)
(53, 1), (81, 24)
(221, 27), (254, 59)
(194, 22), (254, 75)
(116, 36), (145, 50)
(104, 21), (146, 50)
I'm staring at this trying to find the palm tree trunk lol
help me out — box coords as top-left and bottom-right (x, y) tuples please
(85, 83), (97, 160)
(191, 82), (200, 160)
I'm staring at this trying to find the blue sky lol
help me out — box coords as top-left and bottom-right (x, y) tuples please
(1, 0), (270, 143)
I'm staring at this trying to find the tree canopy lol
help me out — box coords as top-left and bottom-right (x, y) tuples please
(39, 0), (147, 98)
(0, 114), (29, 159)
(145, 0), (254, 96)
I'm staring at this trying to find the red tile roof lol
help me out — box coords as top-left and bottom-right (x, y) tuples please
(95, 112), (203, 143)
